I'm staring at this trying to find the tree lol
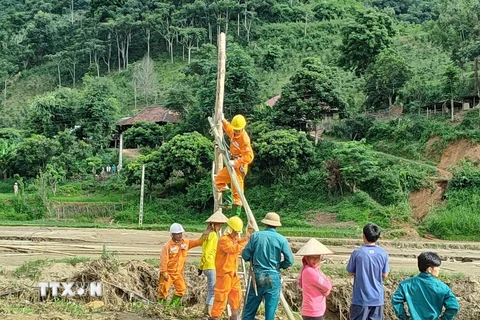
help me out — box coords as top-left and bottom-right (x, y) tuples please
(273, 58), (345, 131)
(123, 121), (172, 148)
(330, 139), (378, 193)
(443, 64), (461, 100)
(364, 50), (411, 110)
(28, 88), (80, 138)
(0, 139), (18, 179)
(340, 8), (396, 74)
(253, 129), (315, 182)
(76, 76), (119, 148)
(184, 43), (260, 134)
(126, 132), (213, 195)
(178, 27), (206, 64)
(13, 135), (61, 177)
(158, 132), (213, 184)
(132, 55), (158, 108)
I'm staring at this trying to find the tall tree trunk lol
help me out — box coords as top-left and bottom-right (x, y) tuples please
(71, 0), (74, 24)
(72, 61), (76, 87)
(116, 33), (121, 72)
(57, 63), (62, 88)
(3, 79), (7, 108)
(146, 27), (151, 57)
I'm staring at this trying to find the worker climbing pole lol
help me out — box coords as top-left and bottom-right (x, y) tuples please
(209, 32), (295, 320)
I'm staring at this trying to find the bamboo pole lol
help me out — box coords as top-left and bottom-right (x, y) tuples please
(213, 33), (226, 212)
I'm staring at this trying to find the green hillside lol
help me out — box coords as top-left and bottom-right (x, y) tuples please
(1, 0), (480, 240)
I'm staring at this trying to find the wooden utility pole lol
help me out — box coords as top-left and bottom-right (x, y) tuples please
(451, 98), (454, 121)
(213, 32), (226, 212)
(118, 133), (123, 172)
(139, 164), (145, 226)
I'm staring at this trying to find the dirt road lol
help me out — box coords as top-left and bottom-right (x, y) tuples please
(1, 226), (479, 276)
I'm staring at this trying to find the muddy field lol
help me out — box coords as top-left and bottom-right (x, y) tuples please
(0, 226), (479, 319)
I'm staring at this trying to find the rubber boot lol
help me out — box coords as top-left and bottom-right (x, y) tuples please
(220, 189), (233, 209)
(231, 204), (242, 216)
(157, 298), (167, 305)
(230, 309), (239, 320)
(170, 295), (182, 307)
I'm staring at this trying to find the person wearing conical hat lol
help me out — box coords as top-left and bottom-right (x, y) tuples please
(198, 210), (229, 317)
(297, 238), (333, 320)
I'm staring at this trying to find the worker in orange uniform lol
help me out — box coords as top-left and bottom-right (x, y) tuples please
(209, 216), (251, 320)
(199, 210), (229, 316)
(215, 114), (254, 215)
(158, 223), (203, 307)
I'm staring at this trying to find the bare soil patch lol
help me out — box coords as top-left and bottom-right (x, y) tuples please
(438, 139), (480, 170)
(409, 181), (447, 220)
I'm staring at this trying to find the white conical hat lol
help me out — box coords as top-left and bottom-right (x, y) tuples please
(296, 238), (333, 256)
(205, 210), (228, 223)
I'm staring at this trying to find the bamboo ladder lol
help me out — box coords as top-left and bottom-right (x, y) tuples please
(211, 32), (295, 320)
(208, 116), (295, 320)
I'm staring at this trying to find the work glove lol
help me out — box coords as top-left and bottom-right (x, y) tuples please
(228, 160), (235, 168)
(198, 269), (203, 276)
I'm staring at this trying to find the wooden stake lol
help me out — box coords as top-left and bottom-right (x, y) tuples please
(213, 33), (226, 212)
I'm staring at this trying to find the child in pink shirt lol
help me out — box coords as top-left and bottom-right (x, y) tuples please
(297, 238), (333, 320)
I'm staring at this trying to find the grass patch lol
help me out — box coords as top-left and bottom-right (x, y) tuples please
(424, 189), (480, 241)
(144, 258), (159, 267)
(54, 257), (91, 266)
(13, 259), (51, 279)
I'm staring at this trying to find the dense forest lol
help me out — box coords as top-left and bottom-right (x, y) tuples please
(1, 0), (480, 240)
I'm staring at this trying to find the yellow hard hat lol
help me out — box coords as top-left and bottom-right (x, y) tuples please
(231, 115), (246, 130)
(227, 216), (243, 233)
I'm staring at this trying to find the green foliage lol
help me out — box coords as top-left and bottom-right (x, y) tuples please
(28, 87), (80, 137)
(126, 132), (212, 195)
(330, 139), (378, 193)
(253, 129), (315, 181)
(76, 76), (120, 148)
(14, 259), (51, 279)
(123, 121), (175, 148)
(448, 160), (480, 190)
(273, 58), (345, 129)
(329, 116), (375, 141)
(183, 43), (260, 134)
(340, 8), (396, 74)
(364, 50), (411, 110)
(13, 135), (61, 177)
(424, 189), (480, 241)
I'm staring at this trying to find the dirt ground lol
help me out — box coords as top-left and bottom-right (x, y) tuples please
(0, 226), (480, 319)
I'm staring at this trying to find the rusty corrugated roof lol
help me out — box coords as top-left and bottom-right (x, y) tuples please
(118, 106), (180, 126)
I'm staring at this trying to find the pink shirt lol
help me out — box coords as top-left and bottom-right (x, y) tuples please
(298, 261), (332, 317)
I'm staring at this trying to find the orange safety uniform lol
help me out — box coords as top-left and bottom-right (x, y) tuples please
(210, 234), (248, 318)
(215, 119), (254, 205)
(158, 238), (202, 298)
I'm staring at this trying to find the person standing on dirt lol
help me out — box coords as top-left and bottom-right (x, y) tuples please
(346, 222), (389, 320)
(241, 212), (294, 320)
(214, 114), (254, 216)
(392, 251), (459, 320)
(209, 216), (251, 320)
(199, 210), (229, 317)
(297, 238), (333, 320)
(158, 223), (203, 307)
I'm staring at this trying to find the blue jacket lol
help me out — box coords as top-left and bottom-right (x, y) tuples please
(241, 227), (293, 273)
(392, 272), (459, 320)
